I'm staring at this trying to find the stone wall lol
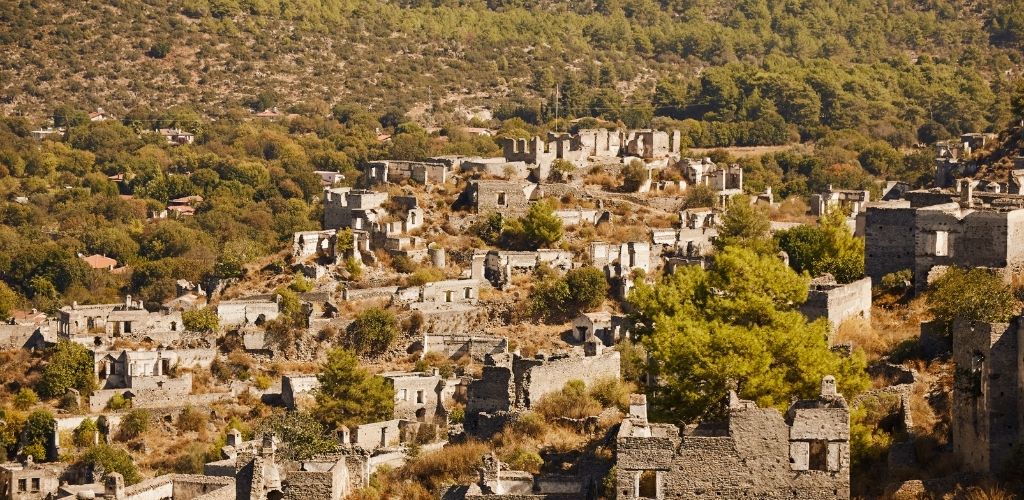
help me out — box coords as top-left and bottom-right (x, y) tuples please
(352, 419), (404, 450)
(951, 318), (1021, 474)
(281, 375), (320, 411)
(422, 334), (508, 361)
(217, 297), (280, 326)
(123, 474), (234, 500)
(0, 325), (48, 350)
(864, 202), (916, 283)
(799, 277), (872, 332)
(465, 349), (621, 435)
(615, 383), (850, 499)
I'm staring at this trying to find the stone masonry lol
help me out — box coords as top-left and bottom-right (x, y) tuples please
(614, 377), (850, 499)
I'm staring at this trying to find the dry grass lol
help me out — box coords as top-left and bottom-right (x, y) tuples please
(400, 441), (490, 491)
(835, 298), (931, 361)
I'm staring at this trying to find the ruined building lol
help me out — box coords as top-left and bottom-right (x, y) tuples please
(864, 185), (1024, 290)
(799, 275), (872, 333)
(465, 346), (621, 437)
(950, 316), (1023, 475)
(615, 377), (850, 499)
(58, 296), (182, 346)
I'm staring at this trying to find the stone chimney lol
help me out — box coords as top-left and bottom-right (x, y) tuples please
(226, 428), (242, 448)
(821, 375), (837, 398)
(628, 394), (648, 421)
(104, 472), (125, 500)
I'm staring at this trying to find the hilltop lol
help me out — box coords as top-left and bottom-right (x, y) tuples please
(1, 0), (1022, 149)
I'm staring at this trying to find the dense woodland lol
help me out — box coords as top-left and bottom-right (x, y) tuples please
(0, 0), (1022, 147)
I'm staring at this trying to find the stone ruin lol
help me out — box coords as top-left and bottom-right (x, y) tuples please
(464, 346), (621, 438)
(950, 315), (1024, 475)
(864, 184), (1024, 291)
(799, 274), (872, 334)
(614, 377), (850, 499)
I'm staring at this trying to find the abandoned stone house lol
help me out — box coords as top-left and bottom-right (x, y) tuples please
(364, 160), (450, 186)
(651, 227), (717, 258)
(203, 432), (367, 500)
(322, 188), (425, 254)
(465, 346), (621, 437)
(0, 322), (50, 351)
(683, 158), (743, 197)
(571, 311), (624, 346)
(421, 333), (509, 362)
(811, 187), (871, 217)
(382, 369), (460, 423)
(864, 188), (1024, 290)
(58, 296), (182, 346)
(292, 229), (339, 262)
(950, 316), (1024, 475)
(90, 347), (216, 412)
(798, 275), (872, 333)
(589, 241), (652, 277)
(457, 452), (591, 499)
(217, 295), (281, 327)
(0, 458), (62, 500)
(615, 377), (850, 499)
(462, 179), (536, 214)
(482, 249), (573, 288)
(552, 208), (608, 227)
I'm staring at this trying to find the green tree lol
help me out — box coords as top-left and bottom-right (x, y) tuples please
(313, 348), (394, 430)
(0, 282), (19, 319)
(39, 341), (96, 398)
(564, 266), (610, 312)
(118, 409), (151, 441)
(344, 308), (397, 356)
(520, 200), (563, 249)
(79, 445), (142, 484)
(683, 184), (716, 209)
(629, 246), (868, 423)
(259, 411), (339, 461)
(927, 268), (1019, 324)
(776, 209), (864, 283)
(621, 159), (648, 192)
(714, 195), (775, 253)
(182, 307), (219, 333)
(21, 410), (55, 461)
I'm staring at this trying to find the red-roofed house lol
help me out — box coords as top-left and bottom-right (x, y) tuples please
(82, 254), (117, 271)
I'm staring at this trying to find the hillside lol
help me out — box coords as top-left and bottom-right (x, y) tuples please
(1, 0), (1022, 147)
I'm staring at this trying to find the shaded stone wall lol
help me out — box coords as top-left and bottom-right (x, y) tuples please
(951, 318), (1021, 474)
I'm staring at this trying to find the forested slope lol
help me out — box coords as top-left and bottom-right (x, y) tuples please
(1, 0), (1022, 147)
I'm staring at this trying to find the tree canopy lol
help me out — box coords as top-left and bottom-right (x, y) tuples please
(926, 267), (1019, 324)
(313, 348), (394, 430)
(776, 209), (864, 283)
(39, 341), (96, 399)
(629, 246), (868, 423)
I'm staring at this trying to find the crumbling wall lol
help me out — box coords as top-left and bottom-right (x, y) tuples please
(422, 334), (508, 361)
(864, 203), (916, 283)
(800, 277), (872, 332)
(352, 420), (404, 450)
(951, 318), (1021, 474)
(217, 297), (279, 326)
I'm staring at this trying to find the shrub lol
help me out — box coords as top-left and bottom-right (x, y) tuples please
(881, 269), (912, 292)
(401, 441), (490, 492)
(510, 411), (548, 439)
(345, 308), (397, 356)
(183, 307), (219, 333)
(22, 410), (55, 461)
(927, 267), (1019, 324)
(289, 273), (313, 293)
(533, 380), (602, 420)
(177, 406), (207, 433)
(502, 446), (543, 474)
(107, 393), (130, 411)
(588, 377), (631, 410)
(520, 200), (563, 249)
(79, 445), (142, 484)
(147, 41), (171, 58)
(621, 159), (648, 191)
(13, 387), (38, 410)
(74, 418), (99, 447)
(119, 409), (151, 441)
